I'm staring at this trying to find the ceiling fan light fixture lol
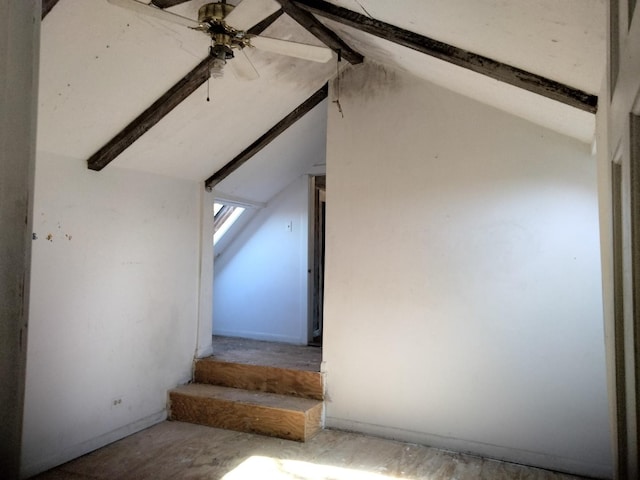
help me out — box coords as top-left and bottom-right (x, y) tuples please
(210, 43), (234, 60)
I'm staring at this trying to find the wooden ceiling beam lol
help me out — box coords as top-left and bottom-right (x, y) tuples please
(42, 0), (60, 19)
(293, 0), (597, 113)
(246, 8), (284, 35)
(205, 83), (328, 190)
(87, 9), (283, 172)
(275, 0), (363, 64)
(87, 56), (215, 171)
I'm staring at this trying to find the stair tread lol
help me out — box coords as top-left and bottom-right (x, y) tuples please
(171, 384), (322, 412)
(210, 336), (321, 372)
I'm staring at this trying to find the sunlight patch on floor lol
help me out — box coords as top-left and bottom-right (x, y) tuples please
(222, 455), (407, 480)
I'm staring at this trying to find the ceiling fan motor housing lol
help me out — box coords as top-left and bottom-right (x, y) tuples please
(198, 2), (234, 24)
(198, 2), (249, 51)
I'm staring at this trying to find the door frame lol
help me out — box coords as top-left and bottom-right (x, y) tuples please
(308, 175), (326, 346)
(604, 2), (640, 477)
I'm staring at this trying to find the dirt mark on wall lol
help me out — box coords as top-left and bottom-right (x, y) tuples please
(332, 60), (401, 103)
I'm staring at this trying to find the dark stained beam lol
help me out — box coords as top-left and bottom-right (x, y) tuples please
(87, 56), (215, 171)
(151, 0), (191, 8)
(275, 0), (363, 64)
(205, 83), (328, 190)
(42, 0), (60, 19)
(87, 9), (283, 172)
(293, 0), (597, 113)
(246, 8), (284, 35)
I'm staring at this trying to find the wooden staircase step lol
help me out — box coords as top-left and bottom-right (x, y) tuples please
(169, 384), (323, 442)
(194, 358), (324, 400)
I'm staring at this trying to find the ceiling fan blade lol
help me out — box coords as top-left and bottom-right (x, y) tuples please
(230, 49), (260, 81)
(150, 0), (190, 8)
(250, 36), (333, 63)
(224, 0), (281, 31)
(107, 0), (201, 28)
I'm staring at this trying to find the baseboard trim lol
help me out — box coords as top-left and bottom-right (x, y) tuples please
(325, 417), (612, 479)
(20, 410), (167, 479)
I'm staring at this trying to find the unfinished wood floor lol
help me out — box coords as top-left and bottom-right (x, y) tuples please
(211, 335), (322, 371)
(33, 421), (591, 480)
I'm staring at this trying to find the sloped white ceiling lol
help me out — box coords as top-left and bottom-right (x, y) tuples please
(321, 20), (597, 143)
(331, 0), (605, 94)
(214, 99), (327, 204)
(37, 0), (605, 196)
(319, 0), (605, 143)
(38, 0), (335, 183)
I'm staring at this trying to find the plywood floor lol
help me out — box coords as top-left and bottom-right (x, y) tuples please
(211, 335), (322, 371)
(31, 339), (591, 479)
(32, 421), (591, 480)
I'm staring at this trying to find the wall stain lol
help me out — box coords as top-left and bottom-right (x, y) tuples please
(332, 61), (401, 102)
(46, 234), (53, 242)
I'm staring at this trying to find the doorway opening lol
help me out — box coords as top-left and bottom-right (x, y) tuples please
(309, 175), (326, 346)
(211, 175), (325, 348)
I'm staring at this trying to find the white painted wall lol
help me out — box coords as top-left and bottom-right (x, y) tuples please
(21, 152), (201, 477)
(213, 176), (309, 344)
(323, 62), (611, 478)
(196, 186), (215, 359)
(0, 1), (39, 476)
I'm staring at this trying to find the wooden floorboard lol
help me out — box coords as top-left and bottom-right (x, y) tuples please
(32, 421), (592, 480)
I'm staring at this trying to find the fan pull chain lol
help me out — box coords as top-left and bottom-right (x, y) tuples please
(334, 49), (344, 118)
(207, 40), (213, 102)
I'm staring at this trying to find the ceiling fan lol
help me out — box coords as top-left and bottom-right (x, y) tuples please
(107, 0), (333, 80)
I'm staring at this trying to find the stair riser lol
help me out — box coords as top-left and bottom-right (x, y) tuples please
(170, 392), (322, 442)
(195, 361), (324, 400)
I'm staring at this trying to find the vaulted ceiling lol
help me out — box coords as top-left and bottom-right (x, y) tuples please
(38, 0), (605, 202)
